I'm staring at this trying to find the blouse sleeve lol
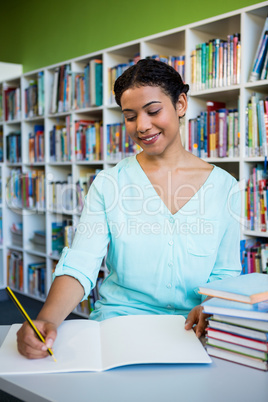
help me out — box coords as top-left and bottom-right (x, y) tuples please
(54, 173), (110, 301)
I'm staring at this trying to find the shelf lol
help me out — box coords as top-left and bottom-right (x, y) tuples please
(243, 230), (268, 238)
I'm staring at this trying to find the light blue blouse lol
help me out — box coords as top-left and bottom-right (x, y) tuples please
(54, 155), (242, 321)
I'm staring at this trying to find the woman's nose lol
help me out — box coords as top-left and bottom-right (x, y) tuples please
(137, 114), (152, 133)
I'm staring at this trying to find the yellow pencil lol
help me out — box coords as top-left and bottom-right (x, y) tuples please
(6, 286), (57, 362)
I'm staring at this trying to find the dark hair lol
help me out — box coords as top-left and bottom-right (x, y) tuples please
(114, 58), (189, 108)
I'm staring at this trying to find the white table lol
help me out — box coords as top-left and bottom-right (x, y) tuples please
(0, 325), (267, 402)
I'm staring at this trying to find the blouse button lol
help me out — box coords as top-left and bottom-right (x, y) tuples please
(168, 240), (173, 246)
(168, 261), (173, 268)
(166, 283), (172, 289)
(169, 217), (175, 224)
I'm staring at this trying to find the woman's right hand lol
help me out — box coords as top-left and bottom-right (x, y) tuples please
(16, 320), (57, 359)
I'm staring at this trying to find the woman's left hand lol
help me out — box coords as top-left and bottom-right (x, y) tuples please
(184, 305), (210, 338)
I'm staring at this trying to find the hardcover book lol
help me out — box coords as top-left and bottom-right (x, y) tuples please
(199, 273), (268, 303)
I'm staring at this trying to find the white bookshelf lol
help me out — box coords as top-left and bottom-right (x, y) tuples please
(0, 1), (268, 313)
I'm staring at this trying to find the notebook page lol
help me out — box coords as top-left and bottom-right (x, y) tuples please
(0, 320), (102, 375)
(99, 315), (211, 370)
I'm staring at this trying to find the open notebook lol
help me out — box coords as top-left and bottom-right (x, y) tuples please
(0, 315), (211, 374)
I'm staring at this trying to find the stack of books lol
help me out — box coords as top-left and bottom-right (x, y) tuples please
(199, 273), (268, 371)
(29, 230), (46, 253)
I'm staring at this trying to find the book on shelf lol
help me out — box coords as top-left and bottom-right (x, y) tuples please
(64, 225), (75, 248)
(4, 85), (21, 121)
(0, 315), (211, 375)
(6, 132), (21, 163)
(191, 33), (241, 91)
(51, 221), (68, 257)
(49, 117), (72, 162)
(89, 59), (103, 107)
(245, 95), (268, 158)
(24, 80), (38, 118)
(28, 261), (46, 298)
(249, 17), (268, 82)
(199, 273), (268, 303)
(37, 71), (45, 116)
(50, 64), (71, 114)
(7, 250), (23, 291)
(24, 74), (45, 117)
(28, 124), (44, 163)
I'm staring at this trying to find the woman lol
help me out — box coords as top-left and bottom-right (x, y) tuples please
(17, 58), (241, 359)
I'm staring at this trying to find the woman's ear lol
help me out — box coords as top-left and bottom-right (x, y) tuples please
(176, 93), (188, 117)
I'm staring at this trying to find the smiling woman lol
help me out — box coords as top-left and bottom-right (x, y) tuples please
(16, 58), (242, 361)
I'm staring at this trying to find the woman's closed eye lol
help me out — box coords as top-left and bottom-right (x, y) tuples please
(147, 109), (161, 116)
(125, 115), (136, 122)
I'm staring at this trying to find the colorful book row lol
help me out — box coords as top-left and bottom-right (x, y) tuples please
(240, 239), (268, 275)
(245, 95), (268, 158)
(244, 164), (268, 232)
(29, 125), (44, 163)
(75, 119), (103, 161)
(4, 86), (21, 121)
(6, 168), (45, 210)
(107, 123), (141, 160)
(188, 101), (239, 158)
(24, 72), (45, 118)
(28, 262), (46, 298)
(191, 33), (240, 91)
(50, 60), (103, 114)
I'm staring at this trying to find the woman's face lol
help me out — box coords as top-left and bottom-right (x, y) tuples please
(121, 85), (187, 158)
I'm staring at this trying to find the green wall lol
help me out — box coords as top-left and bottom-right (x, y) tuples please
(0, 0), (263, 72)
